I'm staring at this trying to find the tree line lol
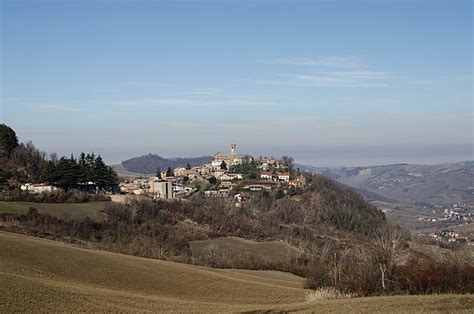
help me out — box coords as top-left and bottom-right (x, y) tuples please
(41, 153), (118, 192)
(0, 124), (117, 192)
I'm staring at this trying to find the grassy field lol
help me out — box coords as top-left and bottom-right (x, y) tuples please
(1, 231), (473, 312)
(0, 201), (107, 221)
(190, 236), (303, 263)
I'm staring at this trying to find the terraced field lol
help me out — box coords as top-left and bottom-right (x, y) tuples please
(0, 231), (473, 312)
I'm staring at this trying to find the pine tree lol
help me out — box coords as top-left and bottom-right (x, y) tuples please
(94, 155), (110, 190)
(40, 160), (57, 183)
(220, 161), (227, 170)
(56, 156), (79, 190)
(105, 166), (118, 189)
(86, 153), (96, 183)
(166, 166), (174, 177)
(185, 162), (191, 170)
(78, 152), (89, 184)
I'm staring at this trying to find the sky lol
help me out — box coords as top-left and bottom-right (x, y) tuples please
(1, 0), (472, 167)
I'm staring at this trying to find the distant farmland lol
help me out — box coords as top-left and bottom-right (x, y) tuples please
(1, 231), (472, 312)
(0, 201), (107, 221)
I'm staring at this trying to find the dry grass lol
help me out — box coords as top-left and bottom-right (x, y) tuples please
(190, 236), (303, 263)
(0, 231), (473, 313)
(305, 287), (357, 301)
(0, 201), (106, 221)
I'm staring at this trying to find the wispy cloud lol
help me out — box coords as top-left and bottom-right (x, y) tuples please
(208, 78), (250, 83)
(123, 81), (172, 87)
(30, 104), (82, 112)
(258, 56), (367, 68)
(90, 88), (120, 93)
(255, 56), (403, 87)
(183, 87), (221, 96)
(111, 96), (274, 108)
(258, 69), (398, 88)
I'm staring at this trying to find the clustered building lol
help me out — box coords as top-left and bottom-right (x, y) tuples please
(119, 144), (306, 202)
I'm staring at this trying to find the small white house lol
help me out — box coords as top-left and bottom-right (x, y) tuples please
(20, 183), (57, 193)
(277, 173), (290, 181)
(221, 173), (243, 181)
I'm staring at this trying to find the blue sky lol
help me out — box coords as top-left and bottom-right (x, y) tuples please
(1, 0), (472, 166)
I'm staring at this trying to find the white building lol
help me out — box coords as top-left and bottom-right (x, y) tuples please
(277, 173), (290, 181)
(212, 144), (243, 167)
(20, 183), (57, 193)
(220, 173), (243, 181)
(148, 180), (174, 199)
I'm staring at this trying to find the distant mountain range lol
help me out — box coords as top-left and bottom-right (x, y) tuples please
(119, 154), (213, 175)
(296, 161), (474, 206)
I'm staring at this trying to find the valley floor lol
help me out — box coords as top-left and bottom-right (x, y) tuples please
(0, 231), (473, 313)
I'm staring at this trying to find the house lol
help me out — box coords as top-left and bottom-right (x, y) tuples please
(276, 173), (290, 182)
(260, 171), (273, 180)
(258, 157), (275, 171)
(219, 181), (236, 189)
(218, 188), (231, 197)
(173, 167), (187, 177)
(212, 170), (226, 178)
(20, 183), (57, 193)
(289, 179), (305, 187)
(244, 184), (273, 191)
(204, 190), (219, 197)
(196, 165), (211, 175)
(120, 182), (143, 194)
(204, 189), (229, 198)
(148, 180), (174, 199)
(221, 173), (243, 181)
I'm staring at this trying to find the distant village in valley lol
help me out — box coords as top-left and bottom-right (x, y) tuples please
(118, 144), (307, 206)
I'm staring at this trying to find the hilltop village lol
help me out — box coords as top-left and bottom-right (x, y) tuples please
(119, 144), (307, 205)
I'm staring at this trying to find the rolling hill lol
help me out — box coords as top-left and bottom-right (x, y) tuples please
(120, 154), (212, 175)
(296, 161), (474, 232)
(1, 231), (473, 312)
(297, 161), (474, 206)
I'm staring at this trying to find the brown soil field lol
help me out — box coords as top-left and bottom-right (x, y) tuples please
(0, 231), (473, 313)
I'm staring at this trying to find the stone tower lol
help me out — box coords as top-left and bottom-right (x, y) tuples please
(230, 144), (237, 158)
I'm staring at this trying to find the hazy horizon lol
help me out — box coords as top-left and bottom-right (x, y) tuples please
(1, 0), (472, 167)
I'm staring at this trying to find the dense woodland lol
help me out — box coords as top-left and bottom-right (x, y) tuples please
(0, 124), (118, 192)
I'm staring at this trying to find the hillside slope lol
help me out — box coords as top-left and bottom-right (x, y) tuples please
(298, 161), (474, 205)
(121, 154), (212, 174)
(1, 231), (473, 312)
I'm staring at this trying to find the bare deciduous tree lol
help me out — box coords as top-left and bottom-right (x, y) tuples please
(371, 227), (405, 291)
